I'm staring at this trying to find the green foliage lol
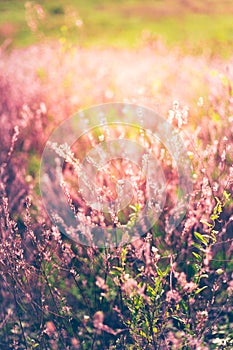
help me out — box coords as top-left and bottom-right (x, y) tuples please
(0, 0), (232, 56)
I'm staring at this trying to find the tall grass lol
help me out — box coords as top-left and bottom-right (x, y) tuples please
(0, 38), (233, 349)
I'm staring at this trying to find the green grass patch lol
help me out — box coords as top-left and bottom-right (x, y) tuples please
(0, 0), (232, 56)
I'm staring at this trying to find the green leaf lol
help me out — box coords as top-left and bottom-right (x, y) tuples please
(171, 315), (185, 324)
(192, 242), (206, 253)
(210, 233), (217, 243)
(180, 299), (188, 312)
(200, 219), (212, 227)
(210, 214), (219, 221)
(139, 330), (148, 338)
(195, 286), (208, 294)
(156, 267), (164, 277)
(112, 266), (123, 271)
(223, 191), (231, 201)
(146, 284), (156, 298)
(192, 252), (202, 261)
(194, 232), (208, 246)
(214, 196), (221, 205)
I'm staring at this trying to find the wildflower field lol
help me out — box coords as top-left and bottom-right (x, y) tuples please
(0, 1), (233, 349)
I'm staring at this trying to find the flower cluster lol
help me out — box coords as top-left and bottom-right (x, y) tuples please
(0, 39), (232, 349)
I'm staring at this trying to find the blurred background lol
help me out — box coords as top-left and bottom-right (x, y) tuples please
(0, 0), (232, 56)
(0, 2), (233, 349)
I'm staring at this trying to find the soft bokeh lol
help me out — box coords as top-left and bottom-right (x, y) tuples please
(0, 1), (233, 349)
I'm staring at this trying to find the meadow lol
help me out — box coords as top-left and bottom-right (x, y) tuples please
(0, 1), (233, 349)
